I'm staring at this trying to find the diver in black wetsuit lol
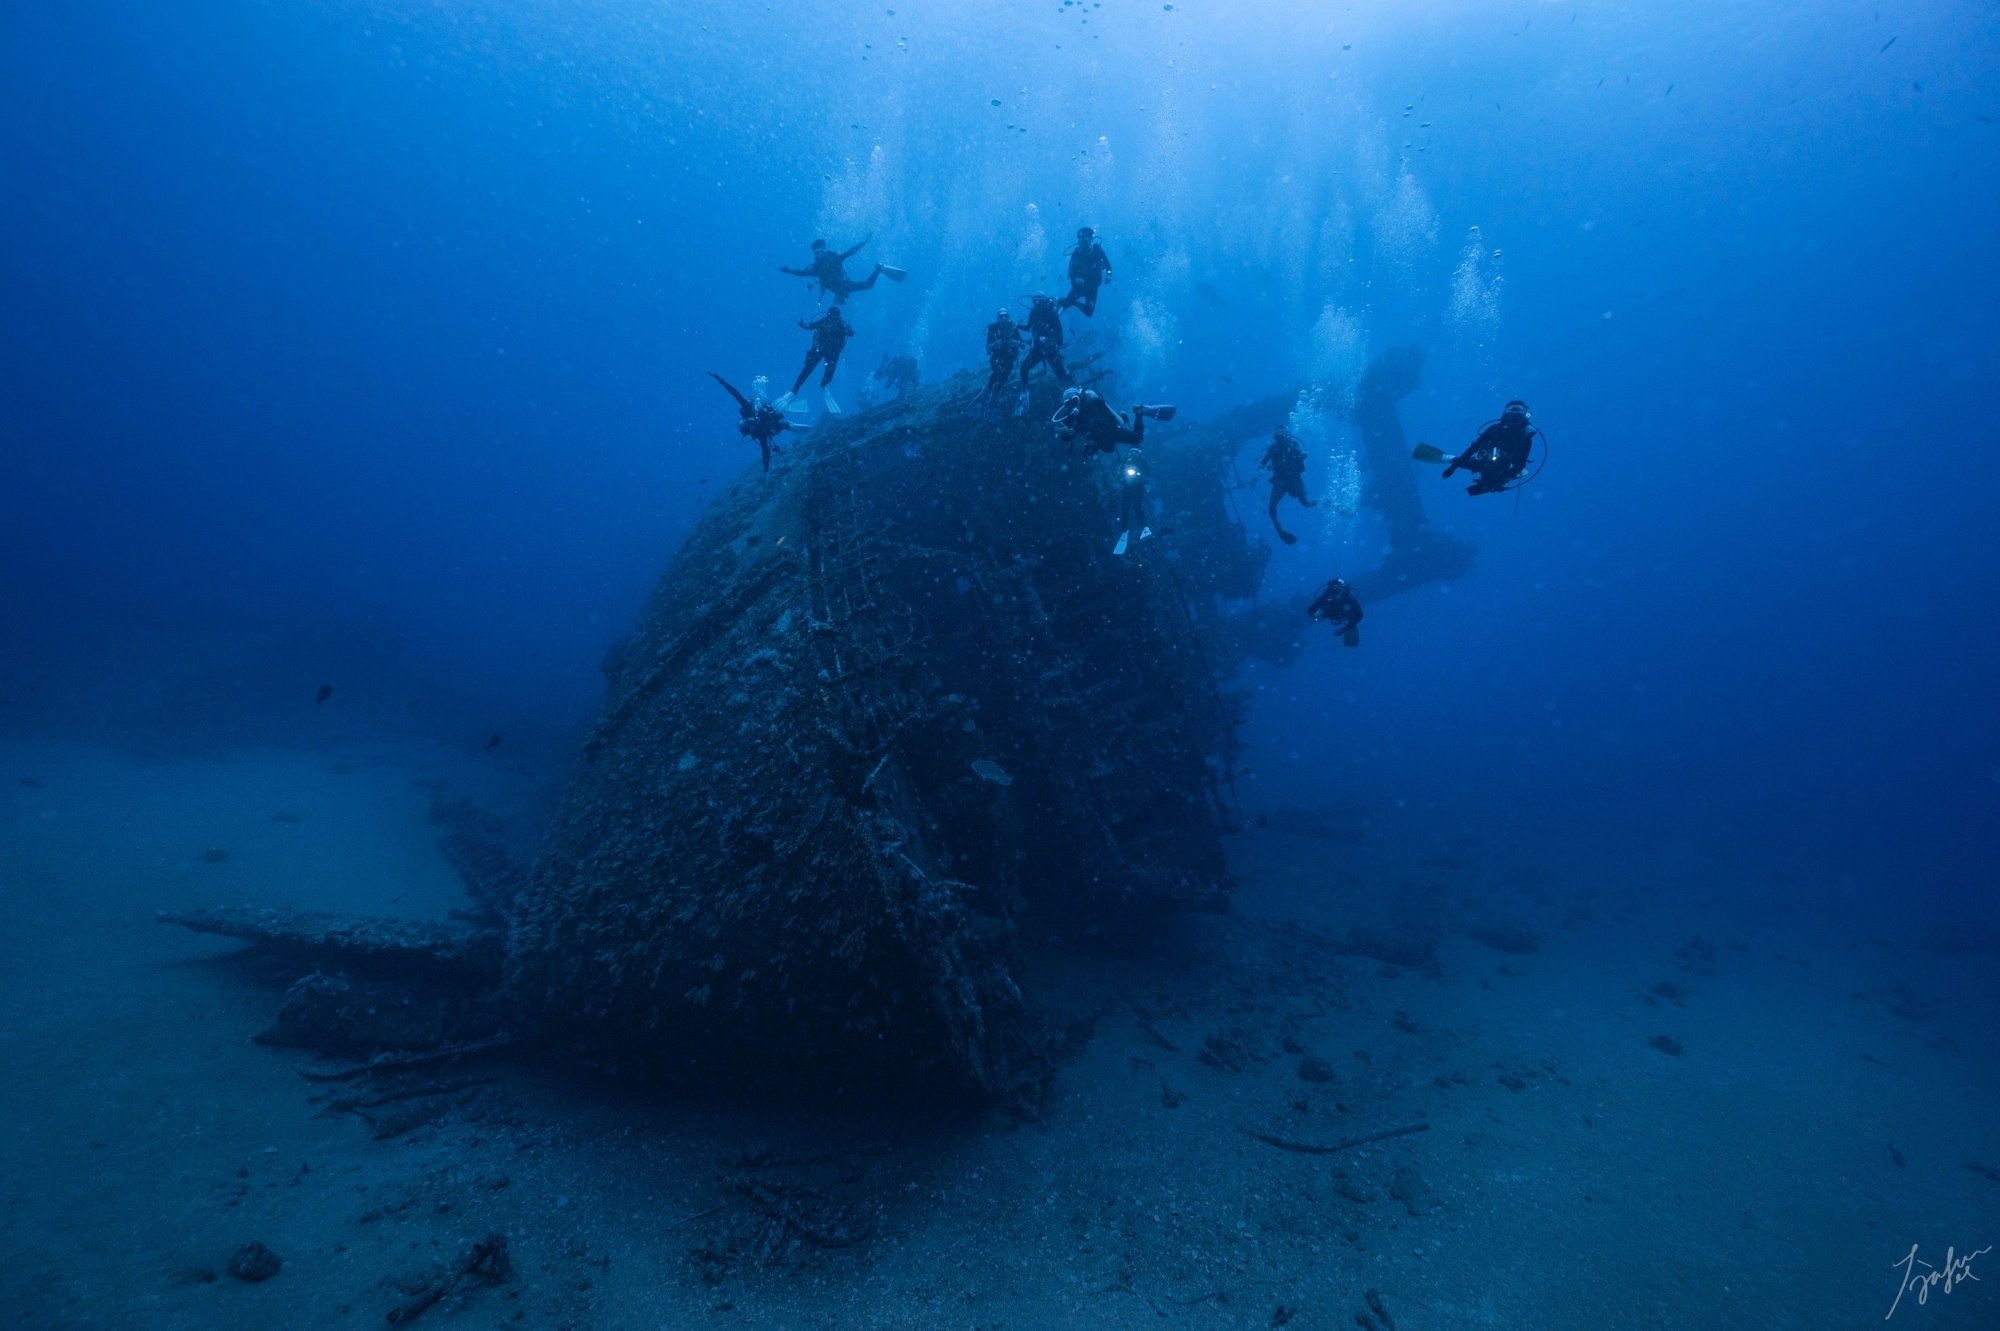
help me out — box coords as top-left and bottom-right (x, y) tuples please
(1306, 577), (1363, 647)
(1113, 447), (1153, 554)
(1020, 295), (1069, 387)
(872, 353), (919, 400)
(1057, 227), (1113, 317)
(786, 308), (856, 410)
(708, 372), (795, 472)
(780, 237), (868, 304)
(1051, 387), (1176, 454)
(1259, 426), (1317, 545)
(1443, 400), (1538, 495)
(779, 236), (902, 304)
(982, 309), (1025, 401)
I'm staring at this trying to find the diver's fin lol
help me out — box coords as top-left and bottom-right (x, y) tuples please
(877, 264), (907, 281)
(1113, 530), (1130, 556)
(1342, 626), (1361, 648)
(1411, 443), (1448, 465)
(822, 389), (843, 415)
(1013, 390), (1029, 417)
(771, 391), (796, 412)
(1278, 530), (1298, 546)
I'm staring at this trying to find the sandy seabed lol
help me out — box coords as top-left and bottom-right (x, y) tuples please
(2, 734), (1994, 1330)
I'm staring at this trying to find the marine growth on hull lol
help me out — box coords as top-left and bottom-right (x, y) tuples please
(515, 371), (1248, 1099)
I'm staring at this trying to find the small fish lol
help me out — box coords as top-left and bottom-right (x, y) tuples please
(484, 734), (503, 752)
(18, 776), (42, 789)
(1889, 1143), (1907, 1168)
(970, 758), (1013, 786)
(314, 684), (333, 704)
(1879, 35), (1897, 53)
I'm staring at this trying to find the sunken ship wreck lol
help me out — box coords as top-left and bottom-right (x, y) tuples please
(164, 353), (1461, 1102)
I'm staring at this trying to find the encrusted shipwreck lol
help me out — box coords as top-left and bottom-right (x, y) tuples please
(163, 356), (1465, 1101)
(511, 373), (1254, 1097)
(165, 370), (1278, 1100)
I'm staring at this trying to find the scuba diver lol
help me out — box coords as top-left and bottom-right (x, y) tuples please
(982, 309), (1026, 403)
(1051, 387), (1176, 455)
(778, 307), (856, 414)
(870, 352), (920, 402)
(1414, 399), (1540, 495)
(1057, 226), (1113, 317)
(1306, 577), (1363, 648)
(1259, 426), (1317, 545)
(708, 371), (797, 473)
(1019, 294), (1069, 389)
(1112, 446), (1153, 556)
(778, 236), (905, 304)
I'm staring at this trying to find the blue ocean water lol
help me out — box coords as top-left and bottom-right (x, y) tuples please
(3, 2), (1996, 1327)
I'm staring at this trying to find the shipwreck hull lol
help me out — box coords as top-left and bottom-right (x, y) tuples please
(507, 375), (1241, 1097)
(158, 356), (1454, 1103)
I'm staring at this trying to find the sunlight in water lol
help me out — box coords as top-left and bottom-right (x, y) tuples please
(1287, 386), (1361, 529)
(1450, 225), (1504, 337)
